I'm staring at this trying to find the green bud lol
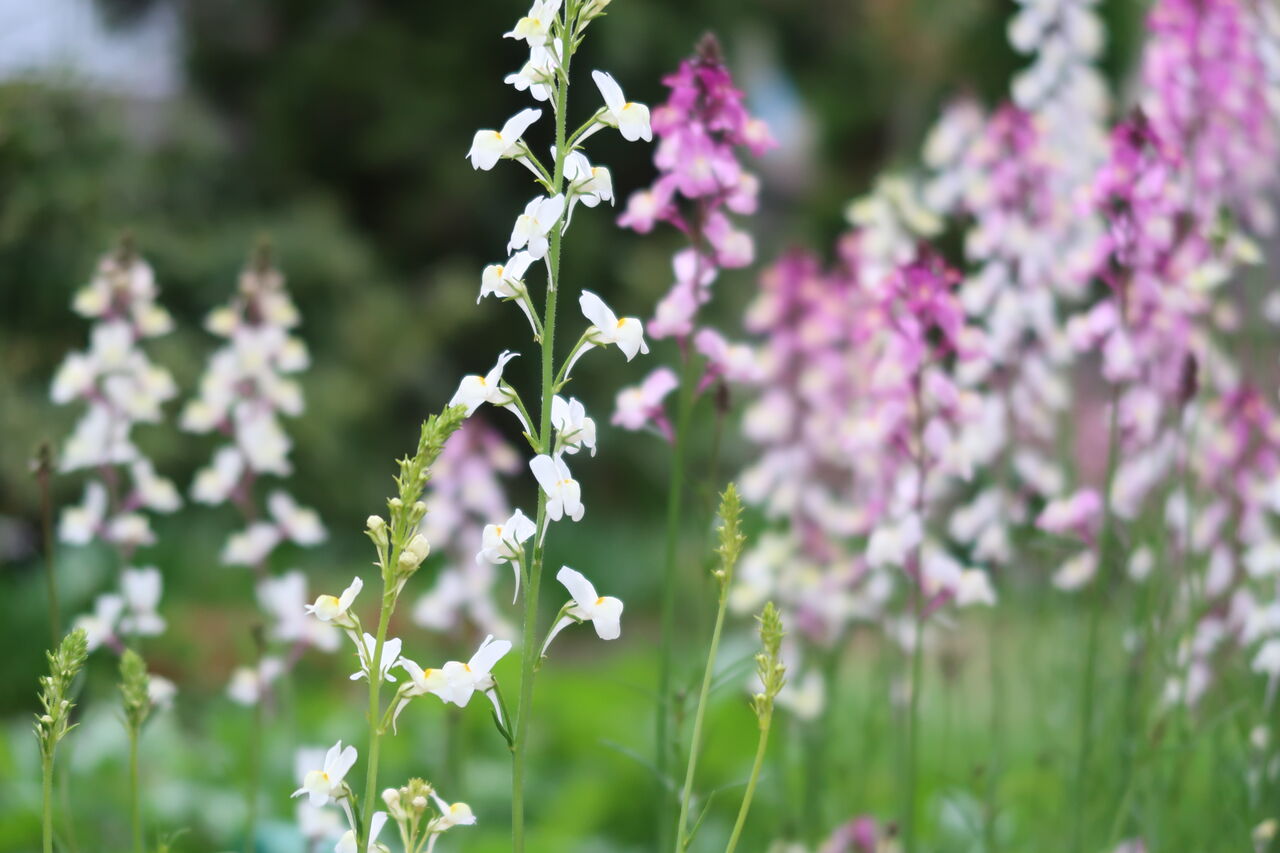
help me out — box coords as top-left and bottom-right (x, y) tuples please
(119, 648), (152, 732)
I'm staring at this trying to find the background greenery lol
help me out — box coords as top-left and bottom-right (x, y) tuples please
(0, 1), (1188, 851)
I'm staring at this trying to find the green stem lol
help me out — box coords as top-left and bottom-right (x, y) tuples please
(42, 754), (54, 853)
(1070, 384), (1122, 853)
(903, 601), (925, 853)
(130, 728), (143, 853)
(657, 350), (698, 841)
(724, 712), (773, 853)
(245, 691), (263, 853)
(512, 25), (572, 853)
(674, 581), (730, 850)
(359, 593), (395, 849)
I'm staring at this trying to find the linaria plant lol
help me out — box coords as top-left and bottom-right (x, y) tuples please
(607, 35), (773, 812)
(674, 484), (745, 851)
(463, 0), (652, 846)
(181, 244), (329, 848)
(52, 238), (182, 656)
(295, 406), (481, 852)
(34, 628), (88, 853)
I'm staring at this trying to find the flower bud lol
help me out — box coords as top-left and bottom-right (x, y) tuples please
(412, 795), (428, 811)
(367, 515), (386, 534)
(382, 788), (400, 808)
(398, 534), (431, 571)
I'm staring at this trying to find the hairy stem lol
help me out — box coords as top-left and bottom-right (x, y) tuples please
(511, 23), (572, 853)
(42, 754), (54, 853)
(359, 593), (395, 848)
(130, 728), (143, 853)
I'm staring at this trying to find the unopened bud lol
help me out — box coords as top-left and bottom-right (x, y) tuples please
(412, 795), (428, 811)
(398, 534), (431, 571)
(382, 788), (400, 807)
(367, 515), (386, 534)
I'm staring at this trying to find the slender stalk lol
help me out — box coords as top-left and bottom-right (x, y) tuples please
(511, 23), (572, 852)
(1070, 384), (1122, 852)
(657, 350), (698, 822)
(724, 712), (773, 853)
(42, 754), (54, 853)
(34, 443), (61, 646)
(902, 601), (925, 853)
(359, 592), (395, 848)
(129, 728), (143, 853)
(244, 688), (263, 853)
(674, 573), (730, 850)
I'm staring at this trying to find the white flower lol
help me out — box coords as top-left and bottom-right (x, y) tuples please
(1053, 551), (1097, 591)
(504, 0), (561, 46)
(477, 509), (537, 599)
(350, 633), (403, 683)
(222, 521), (283, 567)
(565, 151), (614, 208)
(866, 516), (923, 569)
(260, 571), (340, 651)
(427, 795), (478, 833)
(306, 576), (364, 629)
(73, 593), (124, 651)
(130, 460), (181, 513)
(119, 566), (165, 636)
(269, 490), (327, 545)
(335, 810), (387, 853)
(551, 395), (597, 456)
(235, 407), (293, 475)
(480, 252), (539, 335)
(529, 454), (583, 522)
(59, 481), (108, 545)
(399, 634), (512, 708)
(147, 675), (177, 710)
(227, 656), (285, 705)
(556, 566), (622, 639)
(449, 350), (520, 416)
(192, 446), (246, 504)
(508, 194), (565, 260)
(591, 70), (652, 142)
(505, 41), (560, 101)
(578, 290), (648, 361)
(467, 108), (542, 170)
(293, 741), (358, 807)
(50, 352), (97, 404)
(954, 569), (997, 607)
(107, 513), (155, 548)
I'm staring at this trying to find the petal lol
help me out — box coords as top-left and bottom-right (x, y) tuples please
(578, 290), (617, 330)
(500, 107), (542, 142)
(529, 454), (558, 491)
(556, 566), (598, 610)
(469, 634), (513, 673)
(591, 69), (624, 112)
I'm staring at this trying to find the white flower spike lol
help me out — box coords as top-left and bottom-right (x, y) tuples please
(292, 740), (358, 807)
(467, 108), (542, 171)
(591, 70), (652, 142)
(529, 454), (584, 522)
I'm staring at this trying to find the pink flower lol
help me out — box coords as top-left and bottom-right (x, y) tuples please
(612, 368), (679, 438)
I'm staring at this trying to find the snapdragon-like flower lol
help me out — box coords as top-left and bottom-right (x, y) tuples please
(399, 634), (512, 709)
(467, 108), (542, 171)
(612, 367), (678, 437)
(293, 741), (359, 807)
(449, 350), (523, 423)
(551, 395), (597, 456)
(504, 0), (561, 47)
(336, 811), (387, 853)
(351, 633), (404, 683)
(529, 454), (584, 522)
(508, 194), (566, 260)
(591, 70), (652, 142)
(546, 566), (623, 646)
(480, 253), (539, 335)
(578, 290), (648, 361)
(307, 577), (364, 629)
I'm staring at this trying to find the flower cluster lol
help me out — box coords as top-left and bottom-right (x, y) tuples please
(53, 243), (182, 681)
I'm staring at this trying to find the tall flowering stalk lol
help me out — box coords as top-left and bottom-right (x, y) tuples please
(53, 240), (182, 656)
(181, 246), (329, 848)
(34, 628), (88, 853)
(610, 34), (772, 799)
(465, 1), (651, 846)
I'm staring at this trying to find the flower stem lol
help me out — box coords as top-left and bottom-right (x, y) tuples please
(511, 20), (572, 853)
(41, 754), (54, 853)
(724, 711), (773, 853)
(129, 727), (143, 853)
(902, 601), (925, 853)
(358, 592), (395, 849)
(1070, 384), (1121, 853)
(674, 573), (730, 850)
(244, 688), (263, 853)
(657, 349), (698, 838)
